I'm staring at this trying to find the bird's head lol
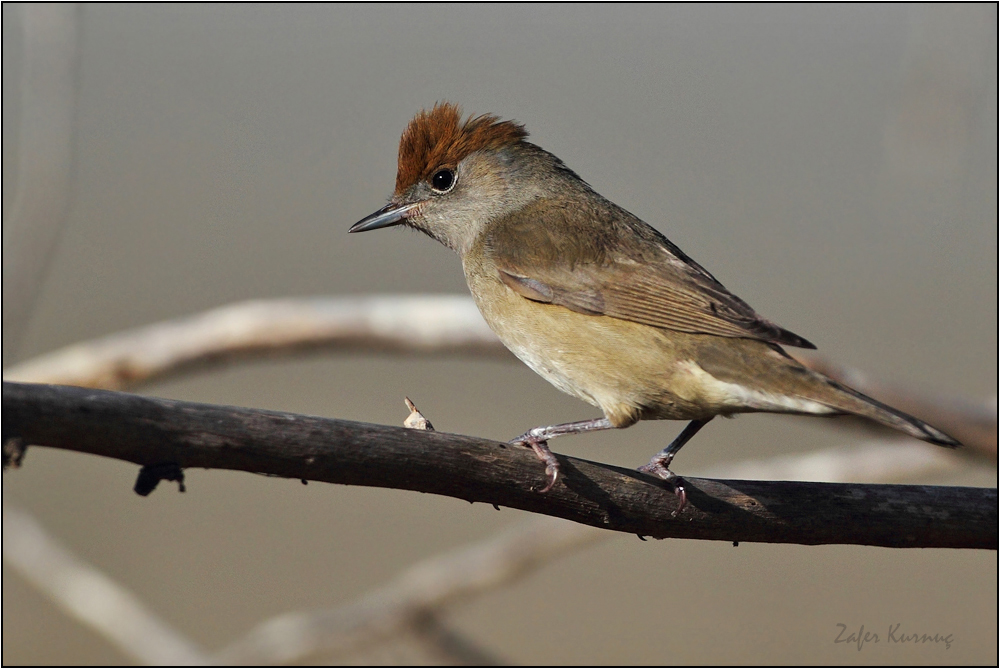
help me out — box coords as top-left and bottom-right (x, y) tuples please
(350, 103), (562, 255)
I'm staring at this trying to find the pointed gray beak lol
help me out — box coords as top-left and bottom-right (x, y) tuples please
(349, 202), (422, 233)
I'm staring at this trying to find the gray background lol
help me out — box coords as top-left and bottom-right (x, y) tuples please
(3, 4), (996, 664)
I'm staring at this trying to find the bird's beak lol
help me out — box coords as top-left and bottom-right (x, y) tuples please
(349, 201), (422, 233)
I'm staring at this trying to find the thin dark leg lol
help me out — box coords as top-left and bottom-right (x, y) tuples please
(638, 418), (712, 513)
(641, 418), (710, 474)
(510, 417), (616, 493)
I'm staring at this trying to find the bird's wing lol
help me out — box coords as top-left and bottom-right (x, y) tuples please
(485, 198), (815, 349)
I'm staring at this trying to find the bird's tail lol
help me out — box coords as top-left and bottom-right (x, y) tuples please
(807, 374), (960, 447)
(694, 338), (961, 447)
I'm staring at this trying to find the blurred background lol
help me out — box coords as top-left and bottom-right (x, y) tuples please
(3, 4), (996, 664)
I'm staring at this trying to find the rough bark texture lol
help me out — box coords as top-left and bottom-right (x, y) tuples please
(3, 382), (996, 549)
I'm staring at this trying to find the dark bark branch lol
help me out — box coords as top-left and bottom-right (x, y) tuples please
(3, 382), (996, 550)
(5, 295), (994, 461)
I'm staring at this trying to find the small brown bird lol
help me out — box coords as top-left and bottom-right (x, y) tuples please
(351, 103), (958, 501)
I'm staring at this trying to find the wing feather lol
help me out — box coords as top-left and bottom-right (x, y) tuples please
(487, 197), (815, 349)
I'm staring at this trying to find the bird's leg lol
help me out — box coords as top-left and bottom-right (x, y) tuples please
(513, 417), (616, 443)
(510, 417), (615, 493)
(640, 418), (711, 475)
(638, 418), (712, 512)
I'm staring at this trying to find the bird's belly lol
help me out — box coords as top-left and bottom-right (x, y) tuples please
(464, 266), (837, 427)
(501, 336), (599, 403)
(465, 270), (723, 426)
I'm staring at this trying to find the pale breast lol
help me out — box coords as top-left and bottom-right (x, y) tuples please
(462, 256), (710, 425)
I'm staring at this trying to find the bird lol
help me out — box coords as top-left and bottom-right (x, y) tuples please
(350, 102), (959, 504)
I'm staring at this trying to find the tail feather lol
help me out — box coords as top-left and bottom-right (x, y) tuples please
(817, 378), (960, 447)
(695, 338), (962, 447)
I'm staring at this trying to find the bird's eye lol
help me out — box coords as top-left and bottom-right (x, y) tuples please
(430, 168), (456, 193)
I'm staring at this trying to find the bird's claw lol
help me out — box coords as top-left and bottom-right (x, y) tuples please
(671, 482), (687, 515)
(638, 460), (687, 515)
(538, 462), (559, 494)
(511, 434), (560, 493)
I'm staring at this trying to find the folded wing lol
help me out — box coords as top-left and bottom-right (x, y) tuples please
(487, 197), (815, 349)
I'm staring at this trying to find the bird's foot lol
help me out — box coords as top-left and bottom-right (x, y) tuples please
(638, 458), (687, 515)
(510, 430), (559, 493)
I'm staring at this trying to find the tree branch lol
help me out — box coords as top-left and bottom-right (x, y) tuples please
(5, 295), (993, 460)
(4, 382), (995, 550)
(5, 395), (975, 666)
(216, 516), (596, 665)
(2, 506), (210, 666)
(216, 436), (975, 664)
(3, 5), (82, 354)
(1, 296), (504, 389)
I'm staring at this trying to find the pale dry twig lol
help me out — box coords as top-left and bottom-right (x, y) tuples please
(2, 506), (210, 666)
(3, 296), (502, 389)
(3, 4), (82, 353)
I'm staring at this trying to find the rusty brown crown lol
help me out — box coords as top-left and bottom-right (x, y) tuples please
(394, 102), (528, 196)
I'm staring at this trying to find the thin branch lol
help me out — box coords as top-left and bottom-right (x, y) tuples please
(2, 5), (82, 355)
(2, 296), (504, 389)
(216, 517), (597, 664)
(3, 500), (508, 667)
(4, 382), (995, 550)
(2, 506), (210, 666)
(4, 295), (994, 460)
(407, 613), (505, 666)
